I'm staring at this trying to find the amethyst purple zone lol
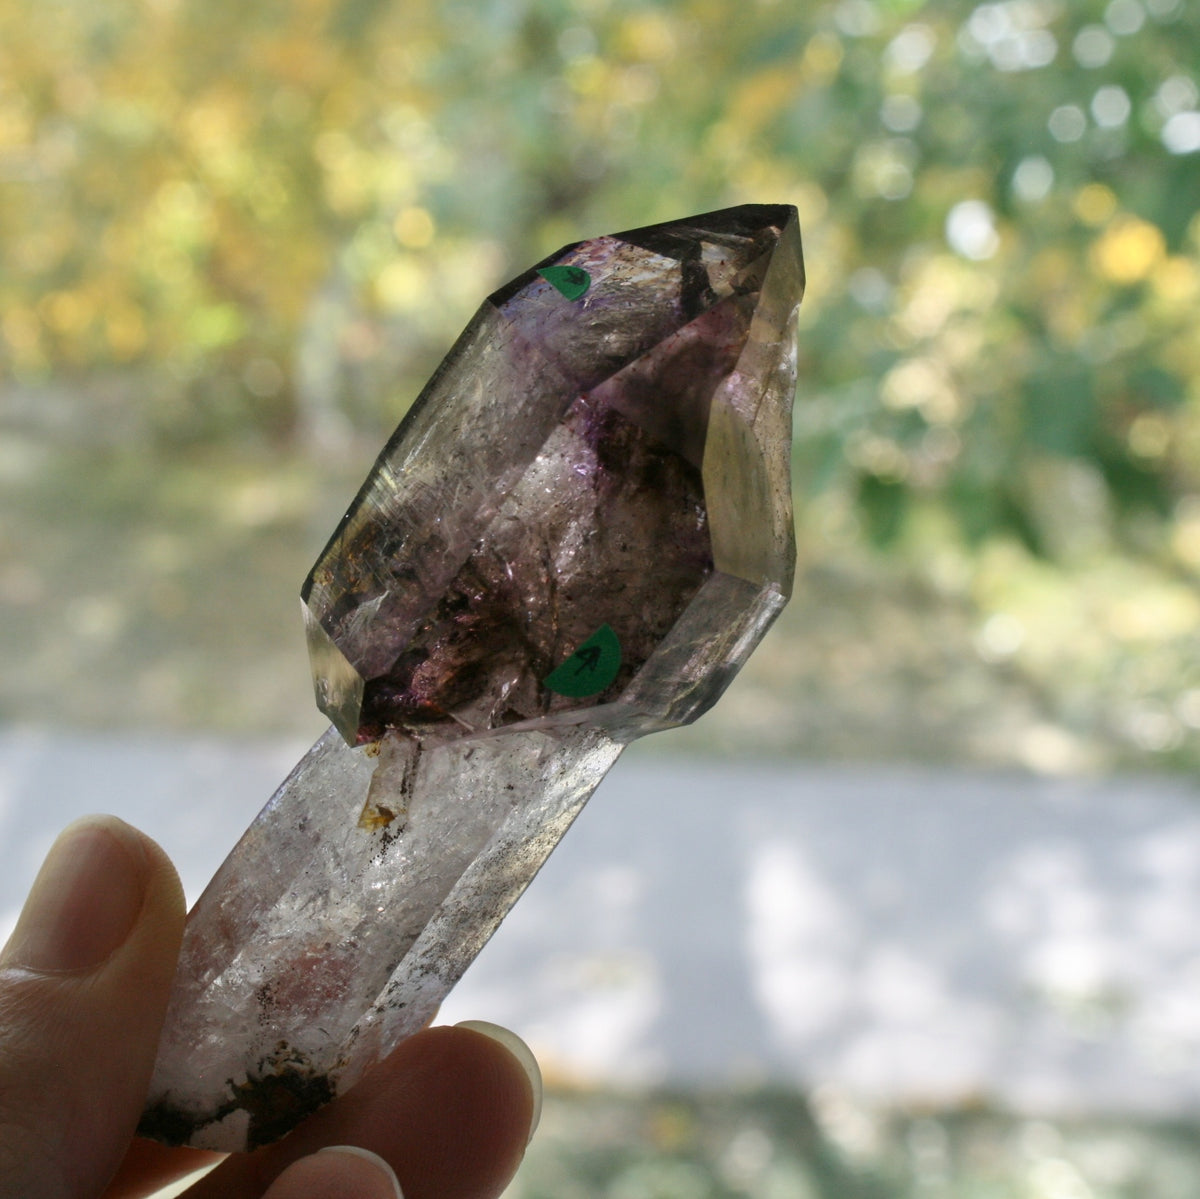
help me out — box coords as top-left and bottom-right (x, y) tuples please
(302, 204), (804, 746)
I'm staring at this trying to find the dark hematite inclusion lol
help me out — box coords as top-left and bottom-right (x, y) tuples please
(138, 1046), (336, 1148)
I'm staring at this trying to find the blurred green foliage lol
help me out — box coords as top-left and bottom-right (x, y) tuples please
(1, 0), (1199, 766)
(2, 0), (1198, 552)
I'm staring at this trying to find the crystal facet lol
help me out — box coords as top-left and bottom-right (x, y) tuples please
(140, 204), (804, 1150)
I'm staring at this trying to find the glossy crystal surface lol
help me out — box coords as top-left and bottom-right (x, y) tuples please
(141, 204), (804, 1150)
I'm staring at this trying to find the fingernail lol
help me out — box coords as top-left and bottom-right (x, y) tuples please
(317, 1146), (403, 1198)
(456, 1020), (543, 1142)
(1, 816), (149, 973)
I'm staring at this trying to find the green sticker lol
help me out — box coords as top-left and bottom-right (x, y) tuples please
(538, 264), (591, 301)
(544, 624), (621, 697)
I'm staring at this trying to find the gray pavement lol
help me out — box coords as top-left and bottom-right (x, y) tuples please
(3, 725), (1200, 1117)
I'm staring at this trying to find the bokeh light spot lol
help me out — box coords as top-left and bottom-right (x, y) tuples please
(946, 200), (999, 260)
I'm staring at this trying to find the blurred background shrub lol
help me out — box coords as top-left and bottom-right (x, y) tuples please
(1, 0), (1198, 771)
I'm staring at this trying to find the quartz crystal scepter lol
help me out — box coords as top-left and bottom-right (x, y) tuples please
(140, 204), (804, 1150)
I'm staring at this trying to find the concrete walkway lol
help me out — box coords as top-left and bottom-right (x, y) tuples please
(3, 726), (1200, 1116)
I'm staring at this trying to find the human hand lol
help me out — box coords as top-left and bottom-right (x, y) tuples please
(0, 816), (541, 1199)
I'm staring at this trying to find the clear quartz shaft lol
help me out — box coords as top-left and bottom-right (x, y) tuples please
(144, 724), (622, 1150)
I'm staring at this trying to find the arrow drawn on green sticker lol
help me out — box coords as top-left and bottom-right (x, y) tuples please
(538, 264), (591, 301)
(543, 623), (621, 697)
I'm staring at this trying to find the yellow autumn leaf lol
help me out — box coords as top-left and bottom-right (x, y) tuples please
(1091, 215), (1166, 285)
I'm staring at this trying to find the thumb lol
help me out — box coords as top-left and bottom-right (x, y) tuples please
(0, 815), (186, 1199)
